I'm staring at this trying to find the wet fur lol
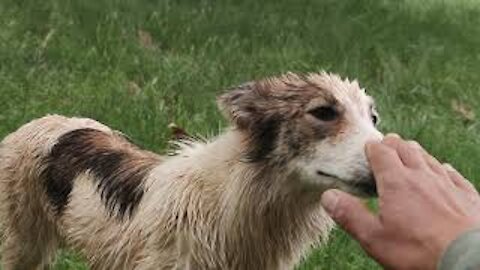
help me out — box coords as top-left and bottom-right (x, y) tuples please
(0, 72), (381, 270)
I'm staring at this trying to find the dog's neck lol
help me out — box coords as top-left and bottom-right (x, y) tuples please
(207, 129), (322, 199)
(175, 129), (333, 268)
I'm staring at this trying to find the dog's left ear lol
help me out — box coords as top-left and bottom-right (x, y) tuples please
(217, 81), (282, 162)
(217, 82), (265, 129)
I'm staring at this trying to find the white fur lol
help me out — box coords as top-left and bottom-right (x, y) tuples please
(0, 72), (382, 270)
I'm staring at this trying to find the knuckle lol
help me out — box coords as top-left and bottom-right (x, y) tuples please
(382, 170), (411, 188)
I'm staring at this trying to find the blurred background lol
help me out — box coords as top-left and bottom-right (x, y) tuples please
(1, 0), (479, 269)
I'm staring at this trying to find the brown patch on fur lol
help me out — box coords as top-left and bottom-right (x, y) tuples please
(41, 128), (160, 218)
(218, 73), (348, 164)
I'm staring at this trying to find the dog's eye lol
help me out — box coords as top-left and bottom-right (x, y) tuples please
(308, 106), (338, 122)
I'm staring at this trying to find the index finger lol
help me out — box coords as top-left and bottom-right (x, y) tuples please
(366, 141), (406, 194)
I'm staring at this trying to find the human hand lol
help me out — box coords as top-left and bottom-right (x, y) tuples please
(320, 134), (480, 270)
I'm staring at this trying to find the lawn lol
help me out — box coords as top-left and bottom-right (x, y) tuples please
(0, 0), (479, 269)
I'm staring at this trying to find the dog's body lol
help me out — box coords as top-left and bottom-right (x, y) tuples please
(0, 72), (382, 270)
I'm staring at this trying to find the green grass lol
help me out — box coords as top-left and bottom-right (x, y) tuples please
(1, 0), (479, 269)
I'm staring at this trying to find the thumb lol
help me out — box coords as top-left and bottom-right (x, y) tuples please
(321, 189), (380, 243)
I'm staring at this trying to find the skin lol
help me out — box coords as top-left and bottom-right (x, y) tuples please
(320, 134), (480, 270)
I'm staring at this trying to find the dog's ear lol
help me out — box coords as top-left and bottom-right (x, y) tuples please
(217, 81), (264, 129)
(218, 73), (305, 129)
(217, 81), (282, 162)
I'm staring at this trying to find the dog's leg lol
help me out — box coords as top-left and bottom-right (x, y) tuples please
(1, 227), (58, 270)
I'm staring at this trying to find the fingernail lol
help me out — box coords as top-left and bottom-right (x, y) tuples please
(321, 190), (339, 214)
(386, 133), (401, 139)
(408, 140), (422, 149)
(443, 163), (456, 172)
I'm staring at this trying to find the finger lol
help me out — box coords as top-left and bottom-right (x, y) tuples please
(366, 141), (405, 194)
(321, 189), (381, 243)
(407, 141), (445, 175)
(382, 135), (427, 169)
(443, 163), (478, 194)
(407, 143), (460, 192)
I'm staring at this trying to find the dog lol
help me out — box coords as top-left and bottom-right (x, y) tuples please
(0, 72), (382, 270)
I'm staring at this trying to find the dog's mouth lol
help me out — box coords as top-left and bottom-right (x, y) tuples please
(317, 170), (377, 197)
(316, 170), (338, 179)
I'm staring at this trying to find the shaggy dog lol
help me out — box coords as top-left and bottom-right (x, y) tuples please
(0, 72), (382, 270)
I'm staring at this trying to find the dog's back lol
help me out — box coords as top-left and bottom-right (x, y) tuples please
(0, 115), (161, 270)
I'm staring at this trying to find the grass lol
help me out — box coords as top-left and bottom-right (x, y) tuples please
(0, 0), (479, 269)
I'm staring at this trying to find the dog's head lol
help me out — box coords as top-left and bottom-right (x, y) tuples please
(218, 72), (383, 197)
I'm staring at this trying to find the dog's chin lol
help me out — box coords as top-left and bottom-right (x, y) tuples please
(316, 170), (378, 198)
